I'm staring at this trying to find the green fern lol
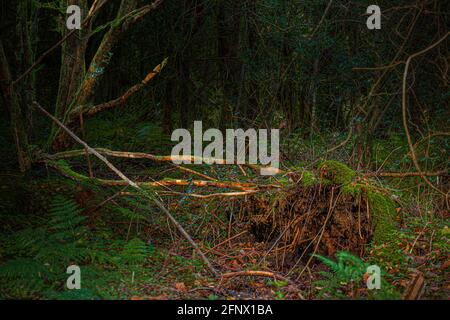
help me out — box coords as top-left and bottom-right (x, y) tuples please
(313, 251), (401, 299)
(5, 227), (47, 257)
(314, 251), (367, 282)
(0, 195), (91, 298)
(33, 196), (90, 266)
(313, 252), (368, 299)
(48, 195), (86, 240)
(121, 238), (148, 266)
(0, 258), (48, 281)
(0, 258), (49, 299)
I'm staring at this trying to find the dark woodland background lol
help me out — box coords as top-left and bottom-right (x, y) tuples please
(0, 0), (448, 300)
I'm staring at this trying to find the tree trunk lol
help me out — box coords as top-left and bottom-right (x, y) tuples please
(0, 41), (31, 172)
(217, 0), (242, 128)
(16, 0), (37, 130)
(51, 0), (157, 150)
(50, 0), (90, 150)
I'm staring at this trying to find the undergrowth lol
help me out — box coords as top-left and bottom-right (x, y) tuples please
(313, 251), (401, 299)
(0, 120), (447, 300)
(0, 192), (206, 299)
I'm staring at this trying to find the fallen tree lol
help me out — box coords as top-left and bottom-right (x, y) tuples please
(32, 106), (402, 269)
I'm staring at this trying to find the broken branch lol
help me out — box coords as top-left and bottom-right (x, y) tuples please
(71, 58), (168, 118)
(32, 101), (218, 277)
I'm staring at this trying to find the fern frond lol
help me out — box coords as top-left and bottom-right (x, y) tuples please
(0, 258), (48, 281)
(121, 238), (148, 265)
(49, 195), (86, 240)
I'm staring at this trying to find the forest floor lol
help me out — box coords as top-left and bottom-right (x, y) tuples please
(0, 116), (448, 300)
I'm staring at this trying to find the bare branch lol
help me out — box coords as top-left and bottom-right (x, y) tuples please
(71, 58), (167, 118)
(401, 32), (449, 198)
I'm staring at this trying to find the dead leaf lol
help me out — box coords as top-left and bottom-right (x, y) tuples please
(174, 282), (187, 293)
(441, 260), (450, 270)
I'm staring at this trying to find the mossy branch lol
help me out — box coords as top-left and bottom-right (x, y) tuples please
(45, 160), (264, 191)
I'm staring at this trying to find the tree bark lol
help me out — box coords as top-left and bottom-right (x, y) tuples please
(0, 41), (31, 171)
(51, 0), (163, 150)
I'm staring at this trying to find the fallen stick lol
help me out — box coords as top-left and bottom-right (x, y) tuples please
(205, 231), (248, 253)
(159, 191), (259, 199)
(364, 170), (448, 178)
(221, 270), (289, 282)
(48, 148), (217, 181)
(33, 101), (219, 277)
(402, 271), (425, 300)
(117, 190), (258, 199)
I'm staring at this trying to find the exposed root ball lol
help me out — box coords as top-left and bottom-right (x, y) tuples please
(244, 184), (373, 259)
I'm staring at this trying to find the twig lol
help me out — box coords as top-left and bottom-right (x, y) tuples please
(78, 110), (93, 178)
(159, 191), (259, 199)
(409, 222), (430, 254)
(364, 170), (447, 178)
(221, 271), (289, 282)
(170, 165), (217, 181)
(47, 147), (283, 177)
(325, 125), (352, 154)
(205, 231), (248, 254)
(309, 0), (333, 39)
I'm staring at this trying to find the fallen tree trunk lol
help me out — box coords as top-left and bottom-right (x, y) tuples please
(45, 159), (270, 191)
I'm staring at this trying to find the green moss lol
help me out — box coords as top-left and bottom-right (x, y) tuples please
(52, 160), (114, 188)
(314, 160), (397, 248)
(300, 170), (317, 187)
(318, 160), (356, 185)
(341, 182), (364, 197)
(55, 160), (91, 182)
(288, 166), (318, 187)
(367, 190), (397, 244)
(277, 176), (291, 186)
